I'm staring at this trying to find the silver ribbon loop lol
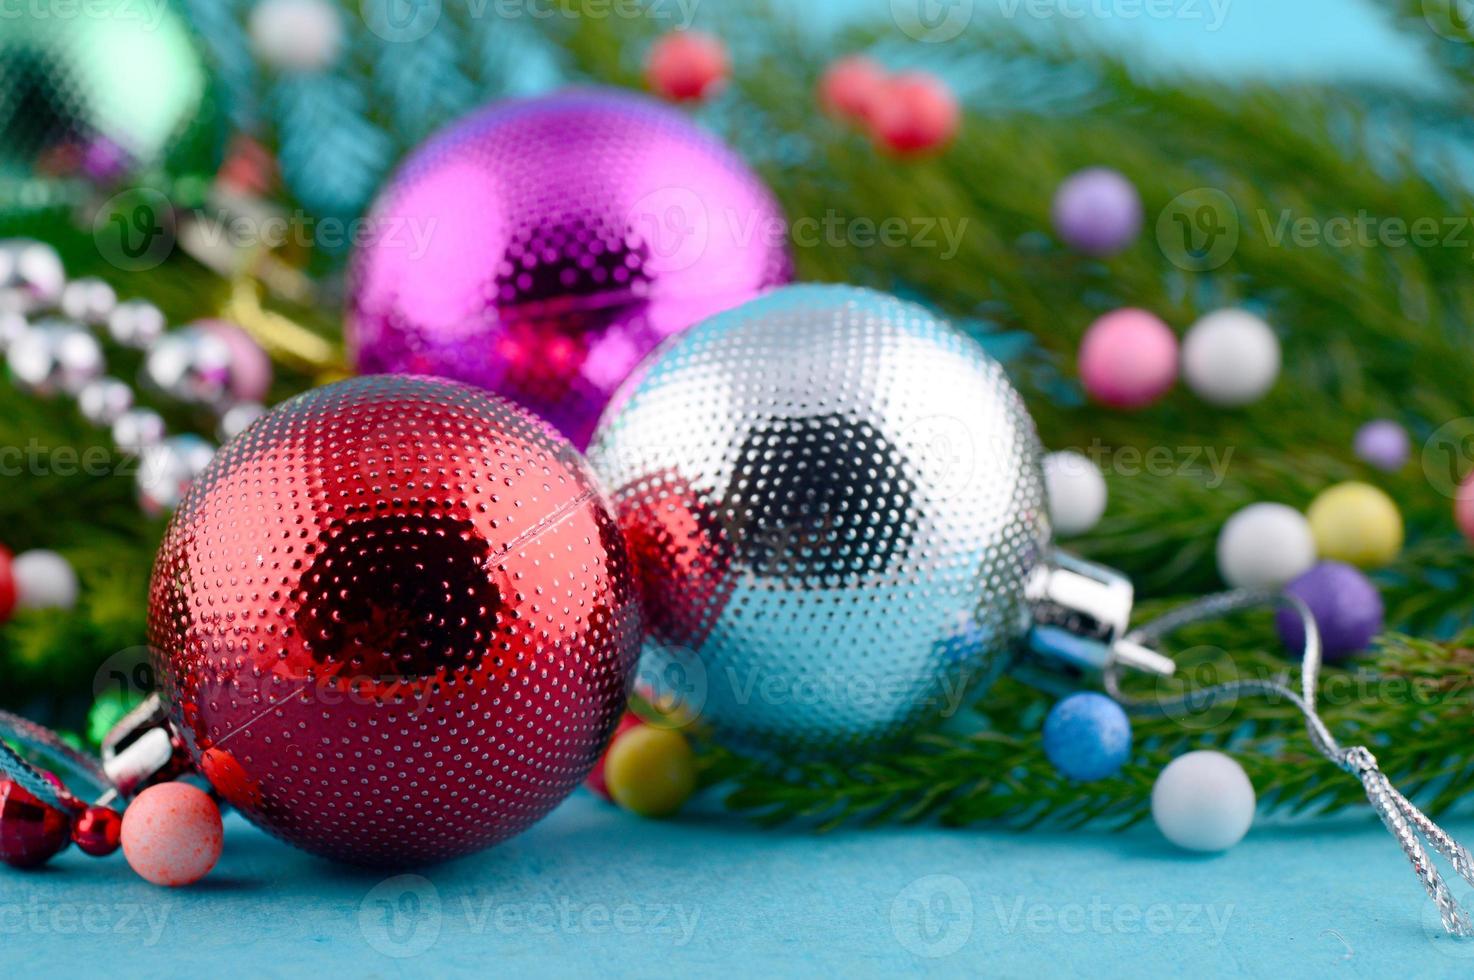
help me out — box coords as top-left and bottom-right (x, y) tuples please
(1105, 589), (1474, 938)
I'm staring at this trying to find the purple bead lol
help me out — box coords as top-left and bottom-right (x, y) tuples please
(1042, 692), (1132, 782)
(1275, 561), (1384, 661)
(1353, 419), (1410, 472)
(346, 88), (793, 449)
(1052, 167), (1143, 257)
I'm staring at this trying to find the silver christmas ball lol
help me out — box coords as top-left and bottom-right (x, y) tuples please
(107, 299), (167, 349)
(77, 376), (135, 426)
(8, 320), (103, 395)
(112, 407), (167, 452)
(589, 284), (1051, 756)
(59, 277), (118, 325)
(141, 326), (232, 406)
(0, 240), (65, 313)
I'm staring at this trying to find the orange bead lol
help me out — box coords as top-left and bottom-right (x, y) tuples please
(121, 783), (223, 887)
(647, 30), (729, 102)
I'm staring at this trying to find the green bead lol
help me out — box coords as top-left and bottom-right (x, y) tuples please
(605, 725), (696, 818)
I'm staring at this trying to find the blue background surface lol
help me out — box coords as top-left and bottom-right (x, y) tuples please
(11, 796), (1474, 977)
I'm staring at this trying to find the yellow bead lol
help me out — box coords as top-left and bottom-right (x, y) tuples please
(605, 725), (696, 818)
(1307, 481), (1403, 568)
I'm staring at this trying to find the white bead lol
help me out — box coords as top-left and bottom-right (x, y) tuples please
(112, 408), (167, 451)
(12, 549), (78, 611)
(1043, 450), (1108, 537)
(107, 299), (166, 349)
(249, 0), (343, 72)
(6, 322), (99, 396)
(0, 311), (28, 353)
(1181, 309), (1280, 407)
(143, 327), (233, 406)
(59, 277), (117, 325)
(0, 240), (65, 312)
(77, 377), (135, 427)
(1152, 750), (1255, 852)
(137, 435), (215, 515)
(219, 402), (266, 442)
(1215, 502), (1315, 589)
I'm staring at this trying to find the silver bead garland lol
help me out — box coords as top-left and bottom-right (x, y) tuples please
(0, 239), (271, 514)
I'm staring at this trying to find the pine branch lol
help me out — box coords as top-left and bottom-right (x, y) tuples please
(704, 632), (1474, 829)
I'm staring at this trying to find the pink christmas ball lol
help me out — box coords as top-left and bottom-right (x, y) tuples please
(869, 72), (960, 156)
(1078, 308), (1179, 409)
(819, 56), (888, 124)
(646, 30), (729, 102)
(1456, 473), (1474, 543)
(121, 783), (223, 887)
(346, 88), (793, 448)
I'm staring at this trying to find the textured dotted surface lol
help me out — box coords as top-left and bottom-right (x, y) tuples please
(346, 87), (792, 449)
(148, 375), (642, 866)
(589, 285), (1050, 757)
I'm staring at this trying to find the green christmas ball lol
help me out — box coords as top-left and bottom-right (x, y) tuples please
(0, 3), (215, 181)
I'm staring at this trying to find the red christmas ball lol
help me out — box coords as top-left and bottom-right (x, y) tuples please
(73, 805), (123, 856)
(0, 779), (71, 869)
(870, 72), (960, 156)
(647, 30), (729, 102)
(147, 375), (643, 865)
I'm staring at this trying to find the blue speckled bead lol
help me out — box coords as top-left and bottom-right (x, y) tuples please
(1042, 693), (1132, 781)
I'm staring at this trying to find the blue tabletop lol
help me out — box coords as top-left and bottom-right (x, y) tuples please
(8, 791), (1474, 977)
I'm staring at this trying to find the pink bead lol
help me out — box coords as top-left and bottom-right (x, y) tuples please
(195, 319), (273, 403)
(647, 30), (729, 102)
(819, 56), (888, 124)
(1078, 308), (1179, 409)
(121, 783), (223, 887)
(869, 72), (960, 156)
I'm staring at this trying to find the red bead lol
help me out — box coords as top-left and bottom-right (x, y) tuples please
(0, 779), (72, 869)
(0, 546), (16, 624)
(647, 30), (729, 102)
(869, 72), (960, 157)
(586, 714), (645, 802)
(819, 56), (888, 124)
(72, 805), (123, 856)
